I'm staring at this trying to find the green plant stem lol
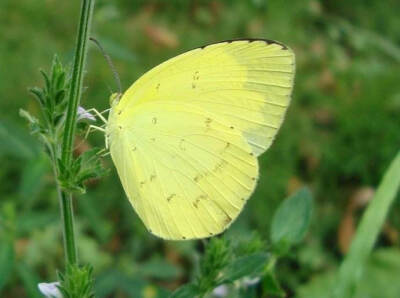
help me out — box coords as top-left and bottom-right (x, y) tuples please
(333, 151), (400, 297)
(62, 0), (95, 166)
(58, 190), (77, 265)
(59, 0), (95, 266)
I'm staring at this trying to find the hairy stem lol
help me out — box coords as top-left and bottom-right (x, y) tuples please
(59, 0), (95, 265)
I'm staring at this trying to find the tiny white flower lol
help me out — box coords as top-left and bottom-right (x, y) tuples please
(212, 284), (228, 297)
(77, 106), (96, 121)
(38, 282), (63, 298)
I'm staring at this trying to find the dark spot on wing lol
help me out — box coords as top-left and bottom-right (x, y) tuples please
(167, 194), (176, 201)
(179, 139), (186, 151)
(225, 215), (232, 224)
(193, 71), (200, 81)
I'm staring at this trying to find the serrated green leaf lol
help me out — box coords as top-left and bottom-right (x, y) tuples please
(170, 283), (199, 298)
(271, 187), (313, 254)
(29, 87), (46, 106)
(55, 89), (66, 105)
(40, 69), (51, 93)
(218, 253), (269, 285)
(58, 264), (95, 298)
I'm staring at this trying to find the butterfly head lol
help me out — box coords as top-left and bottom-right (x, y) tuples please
(109, 93), (122, 107)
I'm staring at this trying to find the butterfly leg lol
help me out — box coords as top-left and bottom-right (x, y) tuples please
(95, 148), (111, 157)
(84, 108), (109, 124)
(84, 124), (110, 150)
(84, 125), (105, 139)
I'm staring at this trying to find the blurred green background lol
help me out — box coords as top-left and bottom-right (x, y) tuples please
(1, 0), (399, 297)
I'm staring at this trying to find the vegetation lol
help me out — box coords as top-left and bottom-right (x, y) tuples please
(0, 0), (399, 297)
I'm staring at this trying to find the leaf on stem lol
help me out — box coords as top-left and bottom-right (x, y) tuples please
(270, 187), (313, 255)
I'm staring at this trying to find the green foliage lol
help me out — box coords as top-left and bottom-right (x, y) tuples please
(16, 264), (42, 298)
(0, 241), (14, 291)
(263, 271), (285, 297)
(298, 248), (400, 298)
(271, 188), (313, 255)
(58, 264), (95, 298)
(21, 56), (106, 194)
(171, 236), (271, 297)
(58, 148), (108, 193)
(334, 152), (400, 297)
(22, 56), (69, 146)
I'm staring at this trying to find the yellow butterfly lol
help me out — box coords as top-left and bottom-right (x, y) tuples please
(105, 39), (295, 240)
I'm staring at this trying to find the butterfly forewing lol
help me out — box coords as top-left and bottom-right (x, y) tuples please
(117, 40), (295, 156)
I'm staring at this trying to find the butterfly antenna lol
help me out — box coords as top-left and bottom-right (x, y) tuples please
(89, 37), (122, 95)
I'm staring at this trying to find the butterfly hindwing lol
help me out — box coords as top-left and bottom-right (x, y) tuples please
(109, 101), (258, 240)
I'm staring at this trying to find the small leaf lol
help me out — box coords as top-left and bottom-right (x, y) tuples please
(58, 264), (95, 298)
(19, 109), (39, 125)
(54, 89), (66, 105)
(29, 87), (46, 106)
(270, 187), (313, 254)
(170, 283), (199, 298)
(218, 253), (269, 285)
(56, 71), (66, 91)
(263, 272), (285, 297)
(39, 70), (51, 93)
